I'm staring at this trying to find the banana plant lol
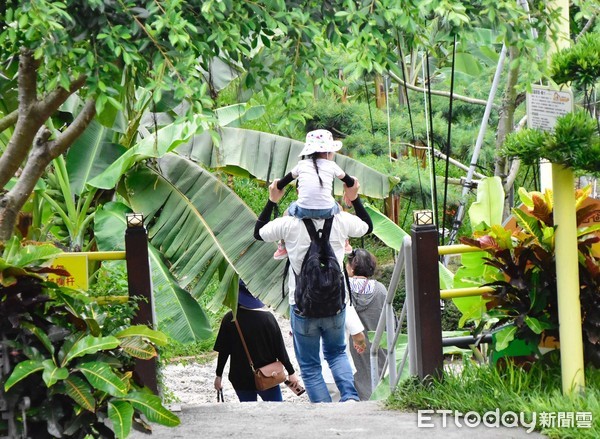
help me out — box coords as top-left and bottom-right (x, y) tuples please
(88, 125), (396, 330)
(36, 95), (396, 343)
(94, 201), (213, 343)
(175, 127), (397, 198)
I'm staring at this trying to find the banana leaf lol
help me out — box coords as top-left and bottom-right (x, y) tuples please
(89, 120), (198, 190)
(94, 202), (212, 343)
(123, 154), (290, 315)
(176, 127), (397, 199)
(453, 177), (505, 325)
(66, 120), (126, 196)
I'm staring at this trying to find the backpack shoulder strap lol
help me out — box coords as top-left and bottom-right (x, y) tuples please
(302, 218), (318, 240)
(321, 216), (334, 240)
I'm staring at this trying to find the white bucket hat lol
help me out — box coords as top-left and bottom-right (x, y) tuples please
(298, 129), (343, 157)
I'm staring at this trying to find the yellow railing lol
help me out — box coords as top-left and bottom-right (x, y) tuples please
(438, 244), (490, 299)
(440, 286), (494, 299)
(62, 251), (126, 261)
(437, 244), (483, 256)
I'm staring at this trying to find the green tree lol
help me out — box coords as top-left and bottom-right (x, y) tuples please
(1, 0), (570, 244)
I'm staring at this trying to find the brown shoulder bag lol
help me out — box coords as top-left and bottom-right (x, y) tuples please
(234, 319), (287, 391)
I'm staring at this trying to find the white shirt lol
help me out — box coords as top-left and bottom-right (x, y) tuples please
(291, 159), (345, 210)
(259, 212), (369, 305)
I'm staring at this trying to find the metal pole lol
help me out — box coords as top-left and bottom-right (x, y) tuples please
(553, 166), (585, 394)
(125, 213), (159, 394)
(446, 44), (507, 247)
(370, 244), (404, 393)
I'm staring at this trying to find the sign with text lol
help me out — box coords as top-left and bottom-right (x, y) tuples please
(48, 254), (89, 290)
(526, 85), (573, 132)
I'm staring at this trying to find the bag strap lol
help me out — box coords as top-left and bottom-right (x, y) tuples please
(302, 218), (318, 240)
(343, 265), (352, 306)
(233, 319), (256, 373)
(281, 258), (290, 300)
(302, 217), (334, 241)
(321, 216), (334, 240)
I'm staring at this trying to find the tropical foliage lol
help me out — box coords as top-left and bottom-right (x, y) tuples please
(0, 0), (565, 243)
(459, 187), (600, 365)
(0, 239), (178, 438)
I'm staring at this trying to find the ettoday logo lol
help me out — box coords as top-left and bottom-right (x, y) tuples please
(418, 409), (593, 432)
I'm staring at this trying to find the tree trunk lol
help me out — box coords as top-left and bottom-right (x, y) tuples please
(494, 46), (520, 219)
(375, 73), (386, 109)
(0, 48), (93, 242)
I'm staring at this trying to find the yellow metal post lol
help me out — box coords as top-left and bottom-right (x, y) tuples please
(546, 0), (585, 395)
(553, 165), (585, 394)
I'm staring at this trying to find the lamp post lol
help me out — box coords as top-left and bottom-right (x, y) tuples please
(125, 213), (158, 394)
(411, 210), (443, 380)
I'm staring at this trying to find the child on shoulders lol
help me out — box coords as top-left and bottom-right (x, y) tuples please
(274, 129), (355, 259)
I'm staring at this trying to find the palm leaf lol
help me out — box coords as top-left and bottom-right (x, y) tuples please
(176, 127), (396, 199)
(148, 246), (213, 343)
(124, 154), (290, 314)
(467, 176), (504, 229)
(94, 201), (130, 250)
(215, 103), (265, 127)
(89, 120), (196, 190)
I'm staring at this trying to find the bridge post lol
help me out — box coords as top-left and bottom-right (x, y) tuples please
(410, 210), (443, 380)
(125, 213), (158, 394)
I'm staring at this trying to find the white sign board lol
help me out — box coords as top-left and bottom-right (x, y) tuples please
(526, 85), (573, 132)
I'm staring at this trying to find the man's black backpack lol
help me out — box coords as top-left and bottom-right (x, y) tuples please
(294, 217), (349, 318)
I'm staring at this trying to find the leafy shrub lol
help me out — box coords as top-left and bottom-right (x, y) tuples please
(0, 239), (178, 438)
(502, 111), (600, 174)
(459, 187), (600, 364)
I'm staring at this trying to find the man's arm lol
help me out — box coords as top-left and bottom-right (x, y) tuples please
(253, 180), (286, 240)
(344, 177), (373, 234)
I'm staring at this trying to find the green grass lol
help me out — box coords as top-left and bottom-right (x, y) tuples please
(388, 357), (600, 438)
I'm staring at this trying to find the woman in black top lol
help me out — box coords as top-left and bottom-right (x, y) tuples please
(213, 280), (299, 402)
